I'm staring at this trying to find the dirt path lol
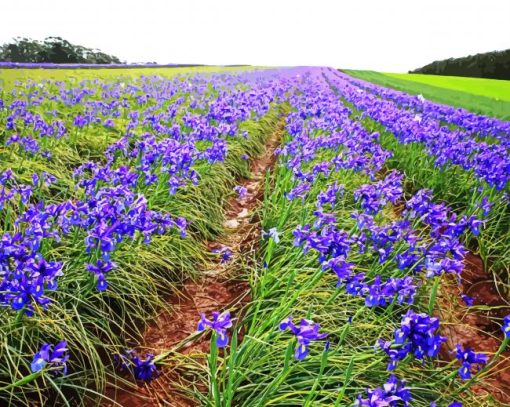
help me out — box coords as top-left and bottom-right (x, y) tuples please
(437, 253), (510, 404)
(106, 117), (286, 406)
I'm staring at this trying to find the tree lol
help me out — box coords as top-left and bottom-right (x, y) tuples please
(410, 49), (510, 80)
(0, 37), (123, 64)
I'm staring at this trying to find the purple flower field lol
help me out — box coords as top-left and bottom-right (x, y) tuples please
(0, 65), (508, 406)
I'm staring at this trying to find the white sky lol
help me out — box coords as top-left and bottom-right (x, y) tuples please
(0, 0), (508, 72)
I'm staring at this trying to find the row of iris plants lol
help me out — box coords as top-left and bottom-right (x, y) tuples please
(326, 70), (510, 291)
(0, 68), (303, 405)
(191, 69), (509, 406)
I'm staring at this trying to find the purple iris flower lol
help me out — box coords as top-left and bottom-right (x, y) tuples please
(378, 310), (446, 370)
(86, 259), (116, 291)
(461, 294), (474, 306)
(234, 185), (247, 200)
(478, 197), (492, 218)
(454, 344), (488, 379)
(285, 182), (311, 202)
(354, 171), (403, 215)
(263, 227), (280, 243)
(467, 216), (483, 236)
(503, 315), (510, 338)
(31, 341), (69, 375)
(32, 172), (57, 187)
(31, 343), (52, 373)
(355, 375), (412, 406)
(279, 316), (328, 360)
(197, 311), (232, 347)
(322, 257), (354, 286)
(213, 247), (233, 263)
(118, 350), (158, 381)
(316, 182), (344, 208)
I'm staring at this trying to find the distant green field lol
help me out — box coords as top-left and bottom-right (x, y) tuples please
(344, 70), (510, 120)
(0, 65), (257, 88)
(386, 72), (510, 101)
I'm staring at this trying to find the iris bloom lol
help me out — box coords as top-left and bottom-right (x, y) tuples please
(31, 341), (69, 375)
(118, 350), (158, 381)
(86, 259), (116, 291)
(279, 316), (327, 360)
(455, 344), (488, 379)
(213, 247), (233, 263)
(197, 311), (232, 347)
(461, 294), (474, 306)
(233, 185), (247, 200)
(355, 375), (412, 406)
(263, 227), (280, 243)
(503, 315), (510, 338)
(379, 310), (445, 370)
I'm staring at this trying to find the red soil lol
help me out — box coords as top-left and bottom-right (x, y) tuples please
(438, 253), (510, 404)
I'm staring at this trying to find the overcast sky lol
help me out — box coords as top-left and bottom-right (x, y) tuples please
(0, 0), (508, 72)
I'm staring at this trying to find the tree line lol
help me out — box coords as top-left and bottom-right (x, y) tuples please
(0, 37), (122, 64)
(411, 49), (510, 80)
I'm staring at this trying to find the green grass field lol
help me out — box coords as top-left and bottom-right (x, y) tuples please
(344, 70), (510, 120)
(386, 72), (510, 101)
